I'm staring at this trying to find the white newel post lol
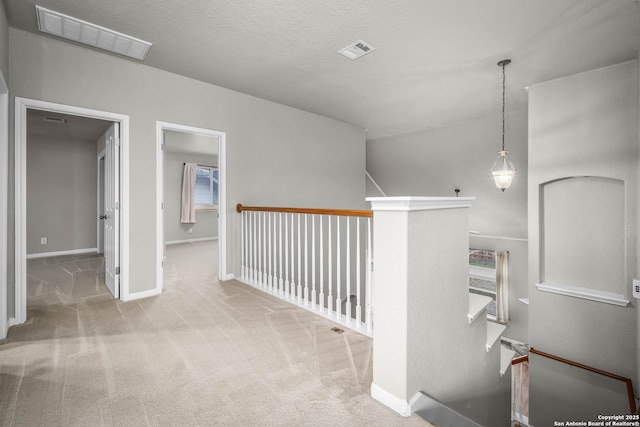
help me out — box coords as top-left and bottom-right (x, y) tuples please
(367, 196), (475, 417)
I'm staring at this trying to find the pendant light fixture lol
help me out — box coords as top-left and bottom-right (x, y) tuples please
(491, 59), (516, 191)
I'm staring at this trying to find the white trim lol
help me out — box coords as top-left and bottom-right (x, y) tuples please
(470, 233), (528, 242)
(0, 71), (8, 339)
(370, 383), (414, 417)
(535, 282), (629, 306)
(165, 237), (218, 245)
(15, 97), (131, 325)
(8, 317), (19, 327)
(156, 121), (227, 296)
(365, 170), (387, 197)
(97, 149), (106, 255)
(120, 287), (161, 302)
(223, 273), (235, 281)
(26, 248), (98, 259)
(367, 196), (475, 211)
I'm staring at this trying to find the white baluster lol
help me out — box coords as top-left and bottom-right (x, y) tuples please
(336, 216), (341, 319)
(311, 215), (316, 309)
(284, 213), (289, 297)
(290, 213), (295, 299)
(263, 212), (267, 285)
(356, 217), (361, 326)
(241, 211), (245, 280)
(279, 212), (283, 293)
(258, 211), (262, 286)
(267, 212), (271, 288)
(328, 216), (333, 315)
(304, 214), (309, 305)
(366, 217), (373, 332)
(272, 212), (277, 292)
(297, 214), (302, 303)
(319, 215), (324, 313)
(346, 217), (351, 324)
(252, 212), (257, 283)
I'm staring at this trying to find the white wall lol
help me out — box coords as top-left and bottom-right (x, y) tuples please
(371, 203), (510, 426)
(366, 111), (529, 343)
(528, 60), (638, 424)
(26, 134), (97, 254)
(7, 28), (365, 312)
(164, 152), (218, 243)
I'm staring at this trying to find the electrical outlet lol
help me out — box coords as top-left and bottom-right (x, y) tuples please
(188, 227), (193, 234)
(40, 237), (47, 245)
(633, 279), (640, 299)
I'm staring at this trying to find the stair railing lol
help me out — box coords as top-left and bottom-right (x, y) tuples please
(530, 347), (637, 414)
(236, 203), (373, 336)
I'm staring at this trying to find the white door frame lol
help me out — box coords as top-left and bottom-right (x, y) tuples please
(97, 149), (106, 254)
(14, 97), (130, 325)
(0, 72), (8, 339)
(155, 121), (227, 293)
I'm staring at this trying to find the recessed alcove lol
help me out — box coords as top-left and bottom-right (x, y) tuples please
(539, 176), (625, 302)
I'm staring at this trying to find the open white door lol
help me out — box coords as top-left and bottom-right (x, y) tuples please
(104, 123), (120, 298)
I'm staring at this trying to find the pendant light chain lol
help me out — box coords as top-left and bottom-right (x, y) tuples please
(501, 61), (506, 152)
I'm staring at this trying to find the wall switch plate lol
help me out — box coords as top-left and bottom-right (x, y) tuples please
(633, 279), (640, 299)
(41, 237), (47, 245)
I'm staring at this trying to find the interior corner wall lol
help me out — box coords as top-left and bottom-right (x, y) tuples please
(7, 28), (365, 304)
(366, 111), (529, 344)
(164, 152), (218, 243)
(27, 134), (97, 255)
(528, 60), (638, 424)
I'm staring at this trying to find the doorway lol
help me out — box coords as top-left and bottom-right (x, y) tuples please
(0, 71), (7, 338)
(155, 122), (227, 293)
(14, 98), (130, 325)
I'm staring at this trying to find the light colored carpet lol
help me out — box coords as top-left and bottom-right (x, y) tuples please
(1, 242), (432, 426)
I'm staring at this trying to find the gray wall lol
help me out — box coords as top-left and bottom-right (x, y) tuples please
(528, 60), (638, 424)
(366, 111), (529, 343)
(7, 28), (365, 311)
(0, 1), (8, 80)
(164, 152), (218, 243)
(367, 110), (528, 238)
(27, 134), (97, 254)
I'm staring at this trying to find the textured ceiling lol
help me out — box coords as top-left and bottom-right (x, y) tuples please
(7, 0), (640, 139)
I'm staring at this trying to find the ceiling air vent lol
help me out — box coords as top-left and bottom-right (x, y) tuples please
(36, 5), (152, 61)
(338, 40), (375, 60)
(43, 116), (67, 124)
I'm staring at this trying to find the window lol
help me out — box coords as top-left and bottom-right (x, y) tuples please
(194, 166), (218, 210)
(469, 248), (497, 320)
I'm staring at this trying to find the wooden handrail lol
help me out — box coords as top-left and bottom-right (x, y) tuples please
(512, 355), (528, 365)
(236, 203), (373, 218)
(530, 347), (637, 414)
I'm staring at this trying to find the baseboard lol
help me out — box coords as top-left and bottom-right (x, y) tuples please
(165, 237), (217, 245)
(26, 247), (98, 259)
(370, 383), (412, 417)
(222, 273), (235, 281)
(121, 288), (161, 302)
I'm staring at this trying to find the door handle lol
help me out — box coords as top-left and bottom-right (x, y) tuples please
(100, 215), (108, 220)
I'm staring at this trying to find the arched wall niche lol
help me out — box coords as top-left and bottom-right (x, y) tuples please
(539, 176), (625, 294)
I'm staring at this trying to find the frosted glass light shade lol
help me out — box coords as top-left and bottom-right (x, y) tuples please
(491, 150), (516, 191)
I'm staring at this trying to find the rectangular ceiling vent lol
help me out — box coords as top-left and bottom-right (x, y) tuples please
(36, 5), (152, 61)
(338, 40), (375, 60)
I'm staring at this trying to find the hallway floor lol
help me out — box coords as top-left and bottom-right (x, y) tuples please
(1, 242), (431, 426)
